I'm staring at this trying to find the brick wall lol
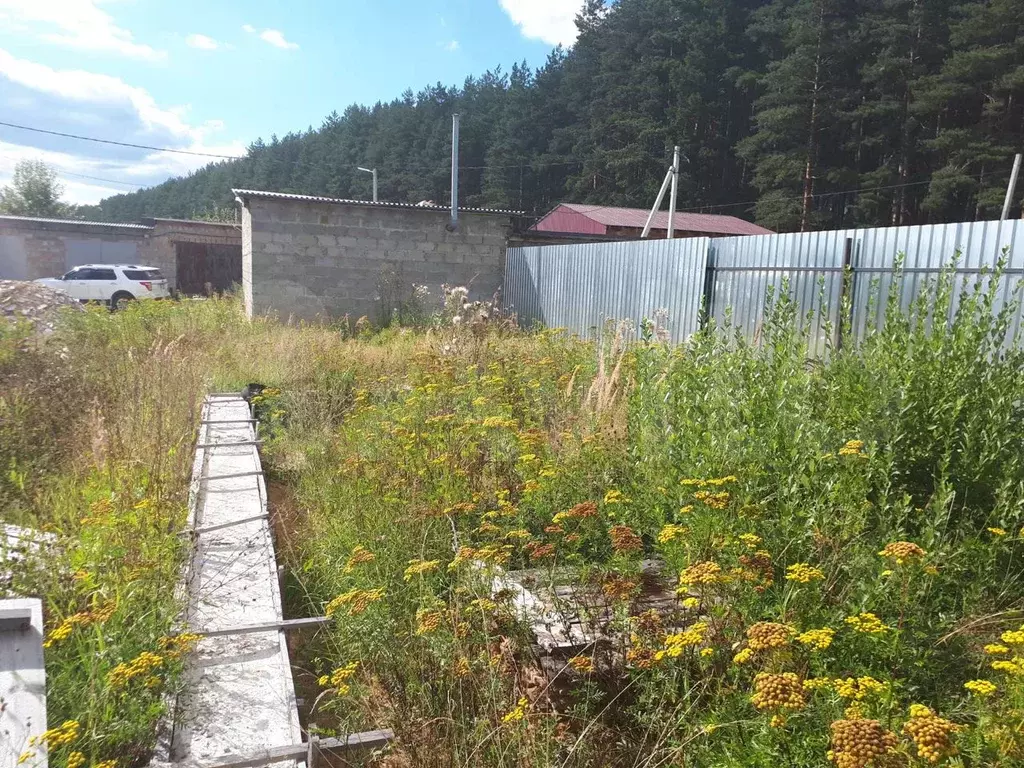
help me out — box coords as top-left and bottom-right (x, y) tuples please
(241, 196), (512, 322)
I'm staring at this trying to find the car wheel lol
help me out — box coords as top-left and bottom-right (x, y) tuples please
(110, 291), (135, 311)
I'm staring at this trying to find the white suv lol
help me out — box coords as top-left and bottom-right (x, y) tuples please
(36, 264), (170, 308)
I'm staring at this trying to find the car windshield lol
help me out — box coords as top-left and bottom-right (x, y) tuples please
(61, 269), (79, 280)
(123, 268), (164, 280)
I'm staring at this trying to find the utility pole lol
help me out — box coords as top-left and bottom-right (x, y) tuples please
(642, 145), (681, 239)
(1000, 153), (1021, 221)
(668, 145), (680, 239)
(450, 113), (460, 230)
(357, 167), (378, 202)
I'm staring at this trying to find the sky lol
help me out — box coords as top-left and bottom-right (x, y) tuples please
(0, 0), (587, 205)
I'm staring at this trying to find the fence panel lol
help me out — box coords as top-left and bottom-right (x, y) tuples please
(708, 230), (852, 357)
(504, 220), (1024, 350)
(504, 239), (709, 342)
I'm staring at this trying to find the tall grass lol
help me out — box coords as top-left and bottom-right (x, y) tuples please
(4, 266), (1023, 768)
(269, 266), (1024, 766)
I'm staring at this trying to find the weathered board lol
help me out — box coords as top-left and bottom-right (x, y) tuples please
(0, 598), (47, 768)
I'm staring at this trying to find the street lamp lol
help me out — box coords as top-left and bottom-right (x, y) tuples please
(357, 167), (378, 203)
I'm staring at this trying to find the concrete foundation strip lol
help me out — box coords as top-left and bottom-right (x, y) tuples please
(198, 730), (394, 768)
(194, 616), (331, 638)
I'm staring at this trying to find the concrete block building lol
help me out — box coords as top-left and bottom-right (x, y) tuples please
(0, 215), (241, 293)
(235, 189), (518, 322)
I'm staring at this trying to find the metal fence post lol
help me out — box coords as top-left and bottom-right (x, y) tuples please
(836, 237), (855, 351)
(701, 240), (716, 329)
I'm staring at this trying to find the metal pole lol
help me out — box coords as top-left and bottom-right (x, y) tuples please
(668, 145), (680, 239)
(357, 167), (378, 203)
(1001, 153), (1021, 221)
(450, 114), (460, 229)
(642, 168), (673, 239)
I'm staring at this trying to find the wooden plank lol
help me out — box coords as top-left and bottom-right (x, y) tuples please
(195, 616), (331, 638)
(200, 730), (395, 768)
(200, 419), (258, 425)
(1, 598), (47, 768)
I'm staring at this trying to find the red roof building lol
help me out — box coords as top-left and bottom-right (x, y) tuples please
(529, 203), (773, 240)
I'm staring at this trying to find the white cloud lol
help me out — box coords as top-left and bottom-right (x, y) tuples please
(185, 33), (220, 51)
(242, 24), (298, 50)
(0, 0), (164, 60)
(0, 48), (245, 205)
(498, 0), (585, 47)
(258, 29), (298, 50)
(444, 40), (459, 52)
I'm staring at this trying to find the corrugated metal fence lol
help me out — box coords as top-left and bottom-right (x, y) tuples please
(505, 219), (1024, 351)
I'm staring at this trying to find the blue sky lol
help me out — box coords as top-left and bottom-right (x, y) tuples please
(0, 0), (585, 204)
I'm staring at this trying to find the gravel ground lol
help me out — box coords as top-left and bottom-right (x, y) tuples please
(0, 280), (84, 334)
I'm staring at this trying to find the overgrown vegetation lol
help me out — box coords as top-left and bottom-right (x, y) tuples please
(3, 264), (1023, 767)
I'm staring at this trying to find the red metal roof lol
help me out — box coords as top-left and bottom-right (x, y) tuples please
(532, 203), (773, 236)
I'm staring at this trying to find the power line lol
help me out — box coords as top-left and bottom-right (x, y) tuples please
(677, 179), (939, 214)
(0, 121), (244, 159)
(60, 170), (144, 188)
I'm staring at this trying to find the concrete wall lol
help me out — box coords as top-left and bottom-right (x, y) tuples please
(242, 197), (511, 322)
(0, 217), (240, 290)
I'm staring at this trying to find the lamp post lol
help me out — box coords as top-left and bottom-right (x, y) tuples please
(357, 167), (378, 203)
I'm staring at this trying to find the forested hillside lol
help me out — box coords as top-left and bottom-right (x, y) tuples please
(93, 0), (1024, 232)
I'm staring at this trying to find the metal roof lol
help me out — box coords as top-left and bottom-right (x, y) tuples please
(534, 203), (774, 236)
(232, 189), (522, 216)
(0, 214), (152, 230)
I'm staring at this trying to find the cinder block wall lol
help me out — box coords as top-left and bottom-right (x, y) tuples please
(0, 220), (158, 282)
(0, 217), (241, 291)
(242, 197), (511, 322)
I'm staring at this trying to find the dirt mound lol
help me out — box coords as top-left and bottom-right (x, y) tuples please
(0, 280), (84, 334)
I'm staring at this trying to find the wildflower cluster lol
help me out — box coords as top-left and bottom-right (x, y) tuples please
(750, 672), (806, 712)
(404, 559), (441, 580)
(415, 608), (443, 635)
(693, 490), (730, 509)
(325, 587), (386, 617)
(746, 621), (795, 651)
(343, 545), (376, 573)
(785, 563), (825, 583)
(845, 612), (889, 634)
(679, 560), (722, 586)
(834, 676), (887, 701)
(796, 627), (835, 650)
(31, 720), (80, 748)
(107, 651), (164, 689)
(657, 523), (688, 544)
(963, 679), (997, 696)
(656, 622), (709, 661)
(42, 601), (117, 648)
(569, 655), (594, 673)
(502, 697), (530, 724)
(318, 661), (359, 694)
(903, 706), (960, 763)
(609, 524), (643, 553)
(838, 439), (866, 457)
(827, 719), (899, 768)
(878, 541), (926, 565)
